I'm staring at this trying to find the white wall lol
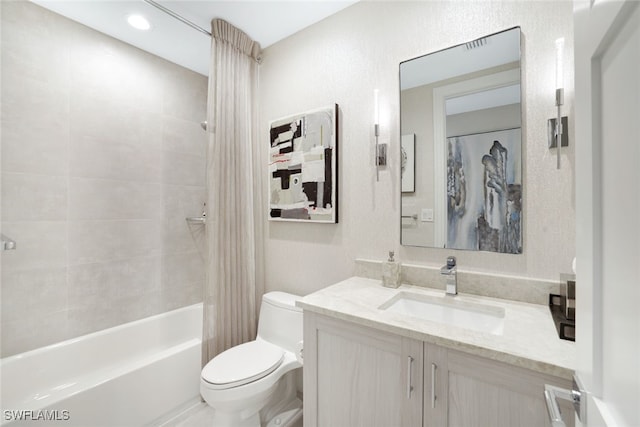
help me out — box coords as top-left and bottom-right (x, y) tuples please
(260, 0), (575, 296)
(446, 104), (521, 138)
(400, 83), (436, 247)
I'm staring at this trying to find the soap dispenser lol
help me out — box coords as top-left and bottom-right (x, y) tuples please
(382, 251), (401, 288)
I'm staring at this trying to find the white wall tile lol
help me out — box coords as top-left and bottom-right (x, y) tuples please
(0, 6), (70, 87)
(162, 218), (205, 256)
(68, 136), (163, 183)
(162, 116), (208, 156)
(68, 256), (160, 304)
(162, 66), (208, 122)
(0, 121), (69, 176)
(162, 252), (204, 289)
(163, 184), (206, 221)
(1, 311), (69, 357)
(1, 173), (68, 221)
(161, 151), (206, 186)
(161, 282), (203, 312)
(0, 72), (70, 176)
(68, 25), (164, 114)
(68, 220), (161, 265)
(67, 262), (119, 306)
(0, 0), (70, 47)
(116, 291), (163, 324)
(68, 178), (161, 221)
(69, 96), (162, 152)
(0, 267), (68, 323)
(1, 222), (67, 272)
(2, 71), (69, 126)
(67, 303), (120, 338)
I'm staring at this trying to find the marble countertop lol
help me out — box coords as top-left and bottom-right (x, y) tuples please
(297, 276), (576, 380)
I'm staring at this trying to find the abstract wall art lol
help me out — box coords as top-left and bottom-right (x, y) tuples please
(446, 128), (522, 254)
(269, 105), (338, 223)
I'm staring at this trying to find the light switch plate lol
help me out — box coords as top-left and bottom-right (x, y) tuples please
(421, 208), (434, 222)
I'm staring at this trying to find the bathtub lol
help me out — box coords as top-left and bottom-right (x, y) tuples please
(0, 303), (203, 427)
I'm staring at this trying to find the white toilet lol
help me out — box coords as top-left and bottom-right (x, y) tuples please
(200, 292), (303, 427)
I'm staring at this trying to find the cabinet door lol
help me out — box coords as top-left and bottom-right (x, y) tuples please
(304, 312), (423, 427)
(423, 343), (448, 426)
(442, 349), (575, 427)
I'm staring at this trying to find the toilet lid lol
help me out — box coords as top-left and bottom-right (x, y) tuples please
(202, 340), (284, 389)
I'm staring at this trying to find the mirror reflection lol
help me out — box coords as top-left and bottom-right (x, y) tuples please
(400, 27), (522, 254)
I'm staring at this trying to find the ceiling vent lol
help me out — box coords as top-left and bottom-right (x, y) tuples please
(465, 37), (488, 51)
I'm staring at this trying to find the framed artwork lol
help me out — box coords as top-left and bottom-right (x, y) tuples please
(446, 127), (522, 254)
(401, 134), (415, 193)
(268, 105), (338, 223)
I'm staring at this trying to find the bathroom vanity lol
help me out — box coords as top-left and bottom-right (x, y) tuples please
(298, 277), (576, 427)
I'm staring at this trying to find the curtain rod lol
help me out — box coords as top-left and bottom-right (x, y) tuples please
(142, 0), (212, 37)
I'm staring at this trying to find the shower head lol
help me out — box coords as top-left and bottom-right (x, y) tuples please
(200, 121), (207, 131)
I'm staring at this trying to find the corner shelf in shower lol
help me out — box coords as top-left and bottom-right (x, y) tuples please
(186, 217), (206, 225)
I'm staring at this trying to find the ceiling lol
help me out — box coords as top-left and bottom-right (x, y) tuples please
(31, 0), (357, 76)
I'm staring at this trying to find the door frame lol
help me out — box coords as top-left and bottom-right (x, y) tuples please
(574, 0), (639, 425)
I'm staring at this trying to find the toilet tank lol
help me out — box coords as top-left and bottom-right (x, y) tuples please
(257, 292), (302, 353)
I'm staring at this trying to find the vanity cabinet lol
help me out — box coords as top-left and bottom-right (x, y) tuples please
(303, 312), (423, 427)
(304, 312), (574, 427)
(426, 344), (575, 427)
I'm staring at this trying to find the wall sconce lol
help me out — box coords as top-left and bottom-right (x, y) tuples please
(548, 37), (568, 169)
(374, 89), (387, 181)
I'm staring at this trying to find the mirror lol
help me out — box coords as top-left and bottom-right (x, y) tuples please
(400, 27), (522, 254)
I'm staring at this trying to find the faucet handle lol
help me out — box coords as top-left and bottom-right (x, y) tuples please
(446, 256), (456, 269)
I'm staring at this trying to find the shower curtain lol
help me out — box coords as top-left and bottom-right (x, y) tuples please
(202, 19), (264, 365)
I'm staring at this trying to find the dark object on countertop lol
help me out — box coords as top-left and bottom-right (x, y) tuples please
(549, 294), (575, 341)
(560, 273), (576, 321)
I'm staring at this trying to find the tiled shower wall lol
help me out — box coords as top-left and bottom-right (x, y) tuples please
(0, 1), (207, 357)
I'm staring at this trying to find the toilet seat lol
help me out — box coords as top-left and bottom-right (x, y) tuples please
(202, 340), (284, 390)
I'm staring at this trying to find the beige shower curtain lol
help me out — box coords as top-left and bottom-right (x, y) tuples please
(202, 19), (264, 365)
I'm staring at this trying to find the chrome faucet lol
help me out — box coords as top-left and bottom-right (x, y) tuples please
(440, 256), (457, 295)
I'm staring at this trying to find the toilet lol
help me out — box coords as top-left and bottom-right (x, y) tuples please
(200, 292), (303, 427)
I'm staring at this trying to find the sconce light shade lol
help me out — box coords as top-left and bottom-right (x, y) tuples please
(373, 89), (387, 180)
(555, 38), (565, 90)
(374, 89), (380, 126)
(552, 37), (566, 169)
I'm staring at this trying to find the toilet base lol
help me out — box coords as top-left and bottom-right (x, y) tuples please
(264, 398), (302, 427)
(203, 369), (301, 427)
(212, 396), (301, 427)
(259, 371), (301, 426)
(209, 412), (260, 427)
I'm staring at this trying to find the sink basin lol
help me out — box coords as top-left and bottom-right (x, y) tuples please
(379, 292), (505, 335)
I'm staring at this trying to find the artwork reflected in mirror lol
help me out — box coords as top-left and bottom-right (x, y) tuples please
(400, 27), (522, 254)
(447, 128), (521, 253)
(401, 134), (415, 193)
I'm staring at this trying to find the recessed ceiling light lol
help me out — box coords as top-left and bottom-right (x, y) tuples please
(127, 14), (151, 31)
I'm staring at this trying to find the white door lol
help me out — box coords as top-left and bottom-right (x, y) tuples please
(574, 0), (639, 426)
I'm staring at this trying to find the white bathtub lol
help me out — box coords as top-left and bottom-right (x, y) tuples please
(0, 303), (203, 427)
